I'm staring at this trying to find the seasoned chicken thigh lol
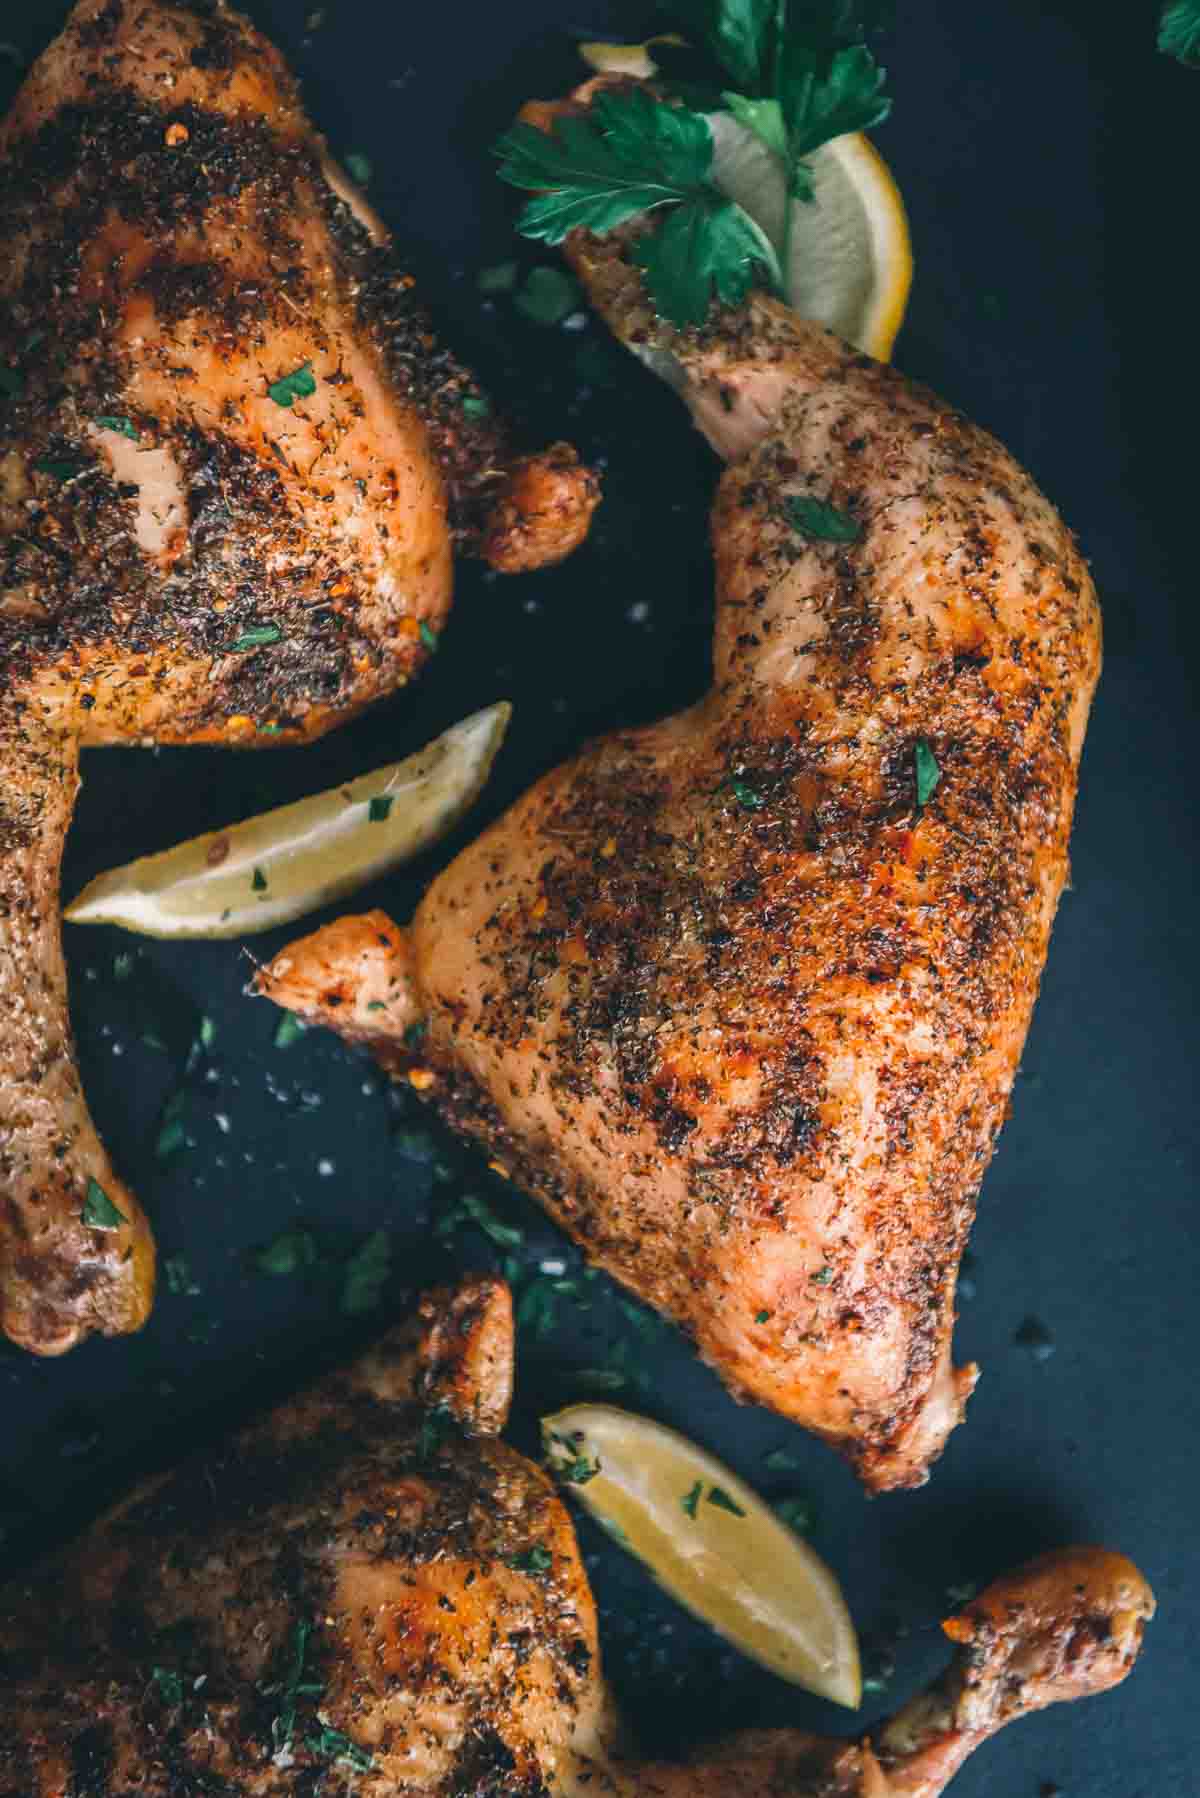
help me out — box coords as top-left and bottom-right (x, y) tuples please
(0, 0), (598, 1356)
(0, 1277), (1153, 1796)
(261, 108), (1100, 1489)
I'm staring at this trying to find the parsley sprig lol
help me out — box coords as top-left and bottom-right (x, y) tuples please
(495, 2), (891, 327)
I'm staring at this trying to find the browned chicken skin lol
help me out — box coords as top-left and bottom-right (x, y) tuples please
(260, 96), (1101, 1488)
(0, 0), (599, 1357)
(0, 1277), (1153, 1796)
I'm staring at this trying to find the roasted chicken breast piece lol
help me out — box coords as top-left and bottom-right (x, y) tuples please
(0, 0), (598, 1356)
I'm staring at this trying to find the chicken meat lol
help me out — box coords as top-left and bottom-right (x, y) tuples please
(0, 0), (599, 1357)
(0, 1276), (1153, 1796)
(259, 94), (1101, 1490)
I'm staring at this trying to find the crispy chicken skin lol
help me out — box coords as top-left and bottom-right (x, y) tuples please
(0, 1277), (1153, 1796)
(261, 103), (1101, 1487)
(0, 0), (599, 1356)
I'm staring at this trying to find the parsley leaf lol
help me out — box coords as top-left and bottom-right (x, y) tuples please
(632, 186), (775, 326)
(784, 494), (861, 541)
(497, 87), (780, 327)
(914, 739), (940, 808)
(776, 39), (890, 198)
(671, 0), (778, 91)
(267, 362), (317, 407)
(82, 1177), (127, 1230)
(1160, 1), (1200, 63)
(706, 1484), (747, 1516)
(681, 1478), (703, 1518)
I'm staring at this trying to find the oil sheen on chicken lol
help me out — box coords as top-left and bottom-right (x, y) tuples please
(260, 145), (1101, 1490)
(0, 1278), (1153, 1796)
(0, 0), (599, 1357)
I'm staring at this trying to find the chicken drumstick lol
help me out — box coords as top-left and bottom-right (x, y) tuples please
(0, 1277), (1153, 1795)
(0, 0), (598, 1355)
(260, 97), (1100, 1489)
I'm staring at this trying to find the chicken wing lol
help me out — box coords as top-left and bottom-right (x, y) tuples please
(259, 99), (1100, 1488)
(0, 1278), (1152, 1795)
(0, 0), (599, 1355)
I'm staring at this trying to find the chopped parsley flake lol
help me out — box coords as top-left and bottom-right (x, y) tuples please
(681, 1479), (703, 1519)
(461, 393), (491, 417)
(267, 362), (317, 408)
(82, 1177), (127, 1230)
(755, 1308), (771, 1323)
(775, 1494), (816, 1536)
(419, 620), (439, 652)
(307, 1726), (374, 1771)
(417, 1403), (456, 1461)
(367, 795), (394, 822)
(811, 1265), (833, 1285)
(764, 1447), (801, 1472)
(252, 867), (268, 892)
(340, 1229), (392, 1315)
(477, 260), (519, 294)
(914, 739), (941, 808)
(706, 1485), (746, 1517)
(545, 1431), (601, 1485)
(231, 623), (283, 651)
(274, 1012), (307, 1049)
(514, 265), (583, 325)
(784, 494), (861, 542)
(151, 1665), (184, 1705)
(95, 414), (139, 439)
(506, 1544), (554, 1574)
(256, 1229), (319, 1277)
(727, 778), (763, 811)
(343, 150), (372, 185)
(164, 1255), (200, 1296)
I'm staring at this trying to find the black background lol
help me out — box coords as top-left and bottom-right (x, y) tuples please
(2, 4), (1197, 1793)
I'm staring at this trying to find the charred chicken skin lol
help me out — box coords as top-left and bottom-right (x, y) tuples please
(260, 94), (1101, 1490)
(0, 1277), (1153, 1796)
(0, 0), (599, 1357)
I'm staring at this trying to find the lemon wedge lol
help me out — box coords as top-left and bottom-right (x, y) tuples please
(542, 1404), (860, 1706)
(705, 114), (912, 360)
(65, 702), (511, 940)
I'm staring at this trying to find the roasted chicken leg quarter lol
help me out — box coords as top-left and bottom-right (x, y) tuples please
(261, 92), (1101, 1490)
(0, 0), (599, 1356)
(0, 1277), (1154, 1796)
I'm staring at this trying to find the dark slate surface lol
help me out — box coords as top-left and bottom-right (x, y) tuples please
(2, 4), (1196, 1793)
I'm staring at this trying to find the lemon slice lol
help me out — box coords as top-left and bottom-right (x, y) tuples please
(65, 702), (511, 940)
(542, 1404), (860, 1706)
(705, 114), (912, 360)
